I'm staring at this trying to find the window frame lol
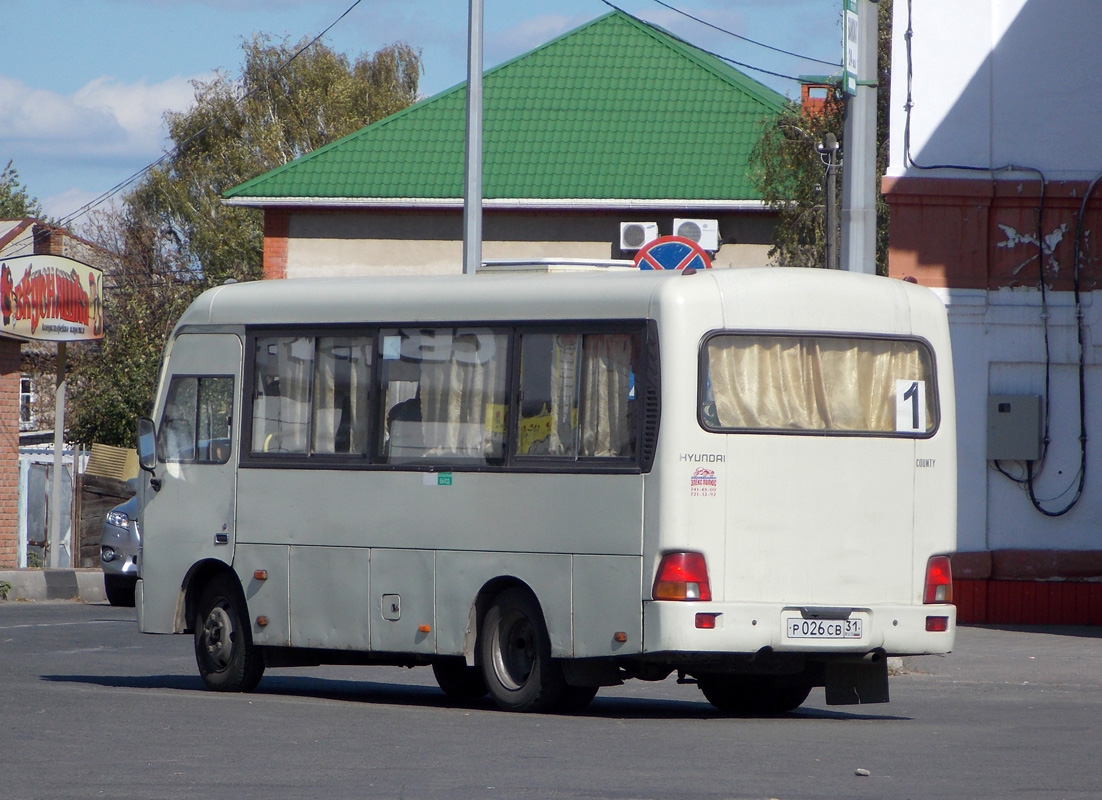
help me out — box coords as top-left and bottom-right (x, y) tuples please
(697, 329), (941, 439)
(156, 373), (236, 464)
(239, 320), (659, 474)
(241, 326), (377, 467)
(509, 323), (653, 470)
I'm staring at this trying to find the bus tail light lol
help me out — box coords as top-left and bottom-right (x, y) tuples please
(924, 555), (953, 604)
(652, 552), (712, 601)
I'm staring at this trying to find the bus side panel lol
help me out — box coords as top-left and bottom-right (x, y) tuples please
(435, 552), (572, 657)
(571, 555), (644, 657)
(289, 546), (371, 650)
(369, 548), (435, 654)
(234, 472), (644, 557)
(234, 544), (290, 646)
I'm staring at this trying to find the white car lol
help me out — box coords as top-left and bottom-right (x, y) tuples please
(99, 494), (140, 607)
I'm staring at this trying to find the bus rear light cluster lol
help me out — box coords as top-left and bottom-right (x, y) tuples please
(652, 552), (712, 601)
(924, 555), (953, 604)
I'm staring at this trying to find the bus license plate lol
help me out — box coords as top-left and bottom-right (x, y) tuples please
(785, 617), (863, 640)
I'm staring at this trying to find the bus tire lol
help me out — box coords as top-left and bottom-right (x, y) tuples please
(697, 674), (811, 715)
(194, 573), (265, 693)
(558, 685), (599, 713)
(432, 657), (488, 699)
(480, 587), (567, 713)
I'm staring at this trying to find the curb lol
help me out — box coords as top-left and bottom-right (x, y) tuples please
(0, 569), (108, 603)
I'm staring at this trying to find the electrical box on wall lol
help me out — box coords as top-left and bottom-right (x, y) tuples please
(987, 394), (1043, 461)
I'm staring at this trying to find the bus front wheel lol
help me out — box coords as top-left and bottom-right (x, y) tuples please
(194, 573), (265, 692)
(480, 587), (568, 713)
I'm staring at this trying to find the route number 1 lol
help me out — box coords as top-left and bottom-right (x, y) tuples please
(895, 379), (927, 433)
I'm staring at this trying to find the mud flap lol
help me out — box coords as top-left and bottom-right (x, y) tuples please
(824, 658), (890, 705)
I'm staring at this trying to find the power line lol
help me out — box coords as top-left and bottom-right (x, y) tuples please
(646, 0), (840, 67)
(46, 0), (366, 235)
(599, 0), (809, 82)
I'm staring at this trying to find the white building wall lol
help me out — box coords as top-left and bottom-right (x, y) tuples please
(888, 0), (1102, 180)
(937, 288), (1100, 552)
(888, 0), (1102, 556)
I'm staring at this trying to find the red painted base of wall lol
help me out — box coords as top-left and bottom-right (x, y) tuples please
(954, 579), (1102, 625)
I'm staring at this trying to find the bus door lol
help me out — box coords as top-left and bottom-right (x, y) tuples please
(139, 333), (241, 633)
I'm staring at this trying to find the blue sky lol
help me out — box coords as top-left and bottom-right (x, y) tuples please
(0, 0), (843, 223)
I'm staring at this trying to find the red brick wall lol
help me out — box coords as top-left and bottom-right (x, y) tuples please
(882, 176), (1102, 291)
(950, 551), (1102, 625)
(0, 339), (22, 567)
(955, 579), (1102, 625)
(263, 210), (290, 280)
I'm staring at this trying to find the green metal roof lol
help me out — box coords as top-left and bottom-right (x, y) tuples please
(225, 11), (786, 205)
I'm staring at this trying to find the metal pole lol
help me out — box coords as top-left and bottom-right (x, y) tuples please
(462, 0), (484, 276)
(840, 0), (879, 274)
(47, 341), (67, 568)
(818, 133), (840, 270)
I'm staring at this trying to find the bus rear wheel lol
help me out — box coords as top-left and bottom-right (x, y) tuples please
(697, 674), (812, 715)
(480, 587), (568, 713)
(432, 657), (488, 699)
(194, 573), (265, 692)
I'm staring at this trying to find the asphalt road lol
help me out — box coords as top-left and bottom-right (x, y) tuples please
(1, 602), (1099, 800)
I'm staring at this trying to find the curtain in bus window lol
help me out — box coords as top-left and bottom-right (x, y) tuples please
(252, 336), (313, 453)
(580, 334), (634, 456)
(418, 329), (507, 460)
(548, 334), (580, 456)
(312, 336), (372, 454)
(706, 335), (934, 433)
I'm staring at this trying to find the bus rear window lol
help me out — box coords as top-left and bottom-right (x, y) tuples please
(701, 334), (938, 436)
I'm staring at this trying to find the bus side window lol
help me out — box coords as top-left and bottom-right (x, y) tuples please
(516, 331), (640, 459)
(377, 328), (508, 464)
(158, 375), (233, 464)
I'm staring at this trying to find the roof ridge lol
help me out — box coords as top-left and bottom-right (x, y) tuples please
(611, 11), (787, 111)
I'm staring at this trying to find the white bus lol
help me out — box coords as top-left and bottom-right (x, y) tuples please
(134, 267), (956, 714)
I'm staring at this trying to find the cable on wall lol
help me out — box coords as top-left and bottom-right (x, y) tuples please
(903, 0), (1088, 516)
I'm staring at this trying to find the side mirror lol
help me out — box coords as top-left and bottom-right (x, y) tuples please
(137, 417), (157, 472)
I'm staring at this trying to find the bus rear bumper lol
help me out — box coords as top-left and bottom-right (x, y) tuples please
(642, 600), (956, 657)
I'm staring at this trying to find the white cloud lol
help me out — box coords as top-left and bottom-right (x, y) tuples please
(0, 73), (204, 161)
(0, 71), (212, 221)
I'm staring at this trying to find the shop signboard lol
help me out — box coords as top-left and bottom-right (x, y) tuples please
(0, 254), (104, 342)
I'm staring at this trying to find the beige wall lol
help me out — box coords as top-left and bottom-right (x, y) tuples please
(281, 208), (777, 278)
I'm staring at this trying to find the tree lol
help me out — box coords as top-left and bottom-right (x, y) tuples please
(0, 161), (44, 219)
(752, 95), (846, 268)
(752, 0), (892, 273)
(68, 36), (422, 446)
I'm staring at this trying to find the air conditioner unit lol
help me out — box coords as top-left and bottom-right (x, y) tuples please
(619, 222), (658, 251)
(673, 218), (720, 251)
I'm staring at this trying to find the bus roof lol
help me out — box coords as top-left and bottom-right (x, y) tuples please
(174, 268), (945, 337)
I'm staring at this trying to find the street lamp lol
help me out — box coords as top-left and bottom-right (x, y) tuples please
(816, 132), (840, 270)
